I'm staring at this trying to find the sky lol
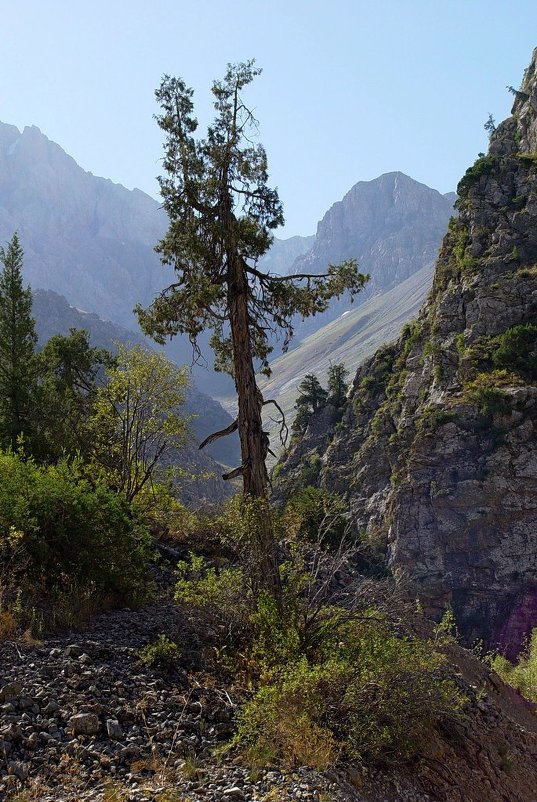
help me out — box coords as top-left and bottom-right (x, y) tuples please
(2, 1), (537, 236)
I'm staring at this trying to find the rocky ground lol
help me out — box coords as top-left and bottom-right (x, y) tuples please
(1, 570), (537, 802)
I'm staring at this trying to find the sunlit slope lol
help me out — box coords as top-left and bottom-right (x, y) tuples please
(258, 259), (434, 432)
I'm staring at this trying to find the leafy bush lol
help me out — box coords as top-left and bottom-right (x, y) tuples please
(491, 323), (537, 378)
(279, 487), (349, 547)
(175, 502), (464, 770)
(400, 319), (423, 358)
(138, 634), (181, 670)
(457, 155), (498, 196)
(463, 372), (512, 417)
(236, 620), (464, 768)
(416, 405), (455, 435)
(0, 451), (150, 624)
(175, 553), (252, 654)
(491, 628), (537, 702)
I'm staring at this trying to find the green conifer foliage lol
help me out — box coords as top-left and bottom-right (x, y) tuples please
(291, 374), (328, 436)
(327, 363), (349, 407)
(0, 234), (37, 449)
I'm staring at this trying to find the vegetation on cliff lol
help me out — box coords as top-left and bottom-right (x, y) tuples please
(4, 51), (537, 802)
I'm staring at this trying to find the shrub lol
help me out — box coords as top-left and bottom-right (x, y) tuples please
(138, 634), (181, 670)
(457, 155), (498, 197)
(491, 323), (537, 379)
(463, 372), (512, 417)
(416, 405), (455, 435)
(174, 504), (464, 770)
(491, 628), (537, 702)
(175, 553), (252, 653)
(279, 487), (348, 548)
(236, 620), (464, 768)
(400, 320), (423, 358)
(0, 451), (150, 625)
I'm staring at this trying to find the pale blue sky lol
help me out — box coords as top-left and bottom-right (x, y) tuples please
(2, 1), (537, 235)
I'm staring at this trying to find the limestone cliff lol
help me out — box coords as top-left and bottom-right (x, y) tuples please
(286, 172), (454, 344)
(278, 50), (537, 655)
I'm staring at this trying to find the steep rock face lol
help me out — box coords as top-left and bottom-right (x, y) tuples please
(279, 50), (537, 654)
(286, 172), (454, 342)
(0, 124), (166, 330)
(0, 121), (311, 398)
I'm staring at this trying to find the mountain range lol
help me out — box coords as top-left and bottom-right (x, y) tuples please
(0, 120), (313, 397)
(253, 172), (455, 430)
(1, 119), (456, 466)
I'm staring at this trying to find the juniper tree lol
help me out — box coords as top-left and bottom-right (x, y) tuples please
(327, 362), (349, 407)
(291, 373), (328, 437)
(0, 234), (37, 449)
(137, 62), (368, 598)
(296, 374), (328, 413)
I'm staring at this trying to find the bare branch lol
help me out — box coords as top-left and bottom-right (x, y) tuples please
(263, 398), (288, 446)
(222, 464), (244, 480)
(199, 418), (238, 450)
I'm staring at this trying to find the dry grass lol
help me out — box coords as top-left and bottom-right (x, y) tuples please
(0, 609), (17, 641)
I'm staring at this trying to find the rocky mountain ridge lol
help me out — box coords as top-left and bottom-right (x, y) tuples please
(0, 121), (312, 397)
(283, 172), (455, 345)
(278, 49), (537, 656)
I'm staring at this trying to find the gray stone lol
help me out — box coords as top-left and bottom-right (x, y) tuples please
(0, 682), (22, 702)
(223, 789), (246, 800)
(106, 719), (123, 740)
(69, 713), (100, 736)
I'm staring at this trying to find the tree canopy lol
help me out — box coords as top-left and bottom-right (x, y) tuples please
(138, 61), (368, 597)
(0, 234), (37, 449)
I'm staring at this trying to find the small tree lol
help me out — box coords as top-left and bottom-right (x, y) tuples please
(296, 374), (328, 413)
(291, 374), (328, 437)
(327, 362), (349, 407)
(0, 234), (37, 449)
(484, 114), (496, 138)
(90, 345), (188, 503)
(36, 328), (112, 461)
(137, 62), (368, 598)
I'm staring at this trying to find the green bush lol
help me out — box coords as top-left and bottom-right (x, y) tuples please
(416, 405), (455, 435)
(174, 504), (464, 770)
(138, 634), (181, 670)
(279, 487), (348, 547)
(175, 553), (252, 654)
(457, 155), (498, 197)
(400, 320), (423, 358)
(463, 371), (512, 417)
(0, 451), (150, 622)
(236, 619), (464, 768)
(491, 323), (537, 378)
(491, 628), (537, 702)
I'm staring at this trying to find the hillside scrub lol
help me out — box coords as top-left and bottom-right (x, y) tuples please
(491, 628), (537, 702)
(0, 451), (151, 633)
(173, 504), (465, 769)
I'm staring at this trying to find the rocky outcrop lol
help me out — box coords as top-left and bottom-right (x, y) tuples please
(278, 49), (537, 654)
(286, 172), (455, 343)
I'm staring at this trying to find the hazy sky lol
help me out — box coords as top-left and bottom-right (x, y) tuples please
(2, 1), (537, 236)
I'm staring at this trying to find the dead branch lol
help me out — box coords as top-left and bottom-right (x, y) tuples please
(199, 419), (238, 450)
(263, 398), (289, 446)
(222, 464), (244, 480)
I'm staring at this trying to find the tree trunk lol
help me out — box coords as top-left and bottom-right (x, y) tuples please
(229, 254), (281, 601)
